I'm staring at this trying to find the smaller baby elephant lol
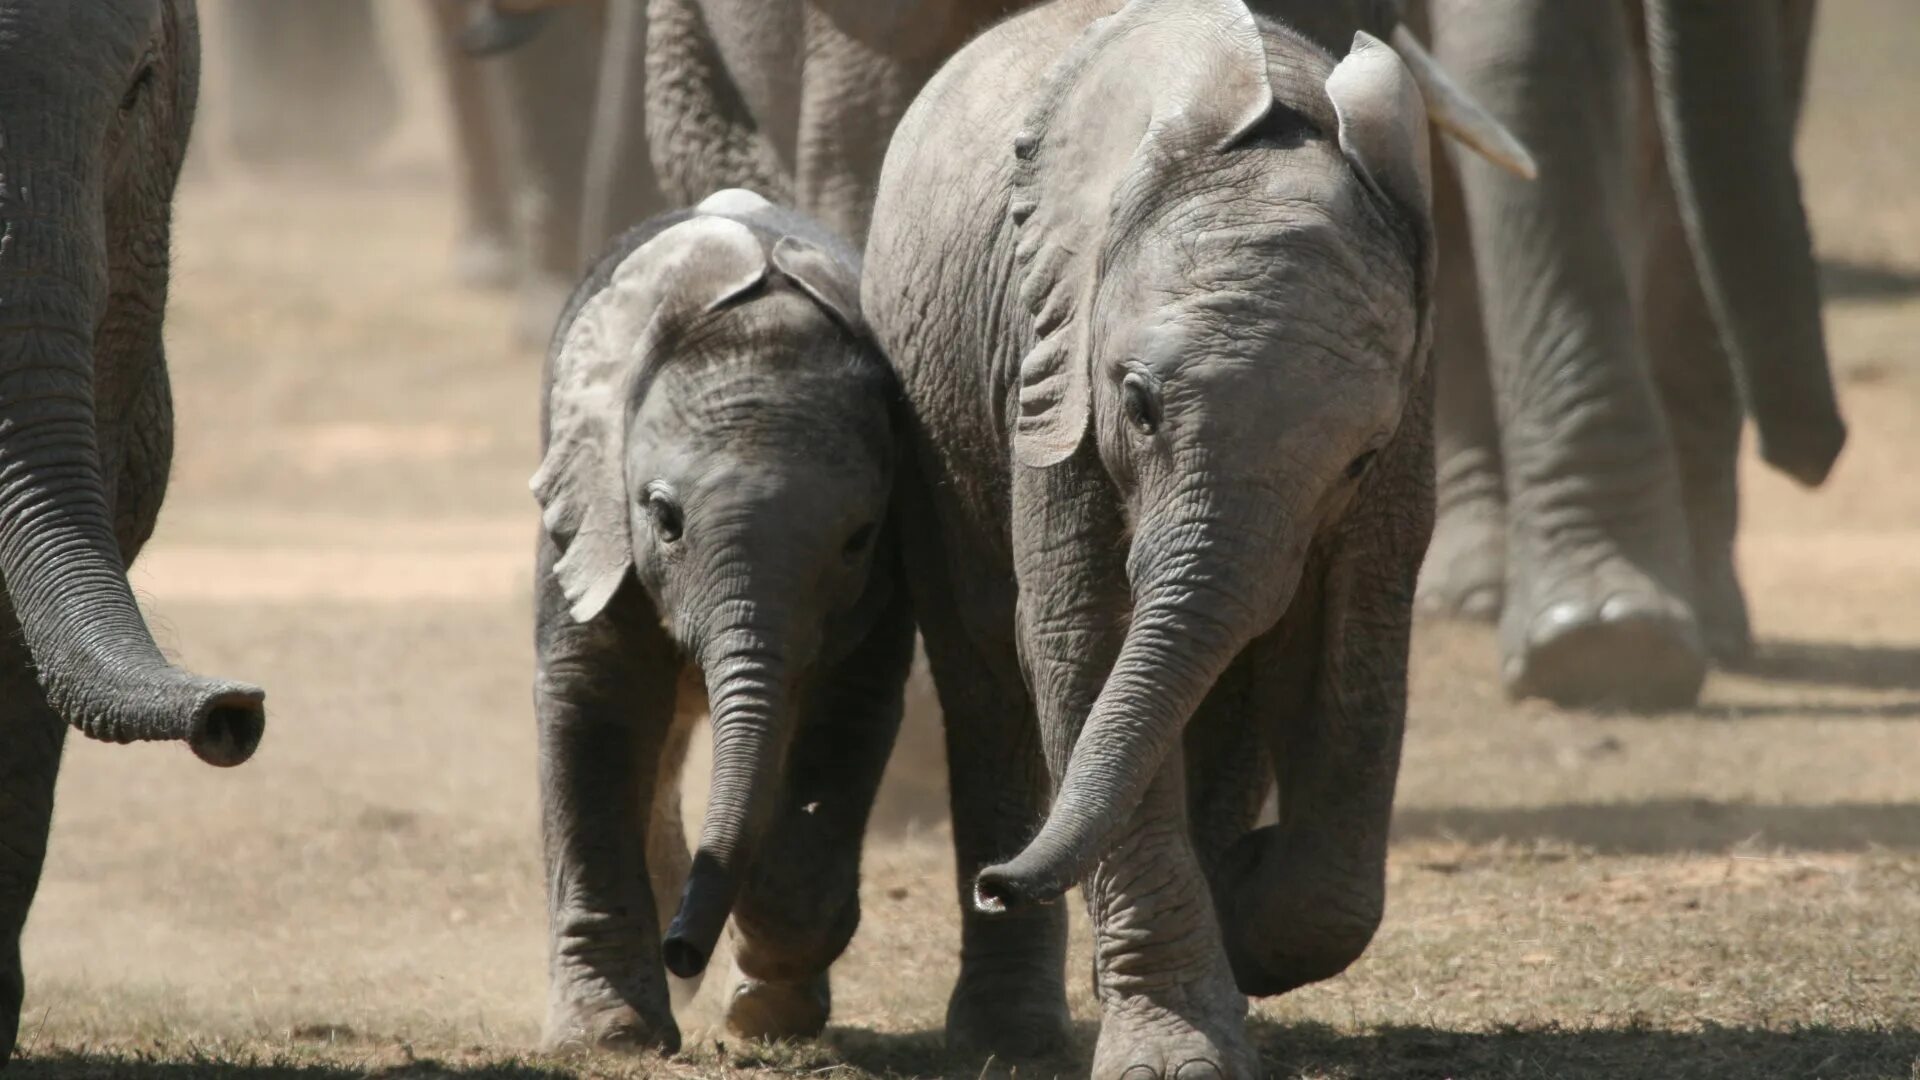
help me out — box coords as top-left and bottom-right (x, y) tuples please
(531, 189), (912, 1052)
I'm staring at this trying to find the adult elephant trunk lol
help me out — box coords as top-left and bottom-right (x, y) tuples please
(977, 495), (1303, 910)
(660, 618), (795, 978)
(1644, 1), (1844, 487)
(0, 275), (265, 766)
(459, 0), (561, 55)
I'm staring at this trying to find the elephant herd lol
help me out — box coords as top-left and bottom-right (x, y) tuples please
(0, 0), (1841, 1076)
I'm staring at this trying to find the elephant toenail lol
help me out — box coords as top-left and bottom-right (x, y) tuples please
(1121, 1067), (1162, 1080)
(1459, 585), (1502, 621)
(1530, 599), (1592, 643)
(1175, 1059), (1226, 1080)
(1597, 592), (1660, 622)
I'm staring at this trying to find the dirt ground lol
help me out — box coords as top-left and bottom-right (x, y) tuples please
(11, 3), (1920, 1078)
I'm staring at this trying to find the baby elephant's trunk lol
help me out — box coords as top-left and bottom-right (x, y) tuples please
(661, 626), (793, 978)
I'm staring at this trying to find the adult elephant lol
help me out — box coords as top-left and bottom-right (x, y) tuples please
(443, 0), (665, 339)
(645, 0), (1531, 245)
(644, 0), (1026, 245)
(1414, 0), (1840, 708)
(220, 1), (666, 343)
(0, 0), (268, 1065)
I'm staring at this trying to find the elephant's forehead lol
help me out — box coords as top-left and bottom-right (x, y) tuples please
(1120, 206), (1416, 346)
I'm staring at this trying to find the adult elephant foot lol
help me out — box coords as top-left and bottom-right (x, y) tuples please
(724, 964), (829, 1041)
(1500, 551), (1706, 710)
(945, 968), (1073, 1063)
(1091, 979), (1257, 1080)
(1417, 483), (1506, 622)
(541, 983), (679, 1055)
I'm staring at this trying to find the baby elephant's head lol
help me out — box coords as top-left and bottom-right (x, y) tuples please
(534, 193), (896, 975)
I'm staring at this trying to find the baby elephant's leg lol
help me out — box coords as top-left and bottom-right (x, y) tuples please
(1084, 757), (1257, 1080)
(536, 549), (683, 1053)
(724, 596), (913, 1040)
(1214, 542), (1410, 997)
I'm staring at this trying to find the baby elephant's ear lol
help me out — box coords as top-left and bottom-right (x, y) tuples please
(532, 217), (770, 622)
(1008, 0), (1273, 469)
(1327, 32), (1435, 229)
(771, 236), (864, 336)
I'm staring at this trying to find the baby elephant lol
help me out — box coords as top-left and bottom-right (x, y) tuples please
(531, 190), (912, 1052)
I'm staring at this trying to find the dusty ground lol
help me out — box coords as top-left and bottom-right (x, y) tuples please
(11, 3), (1920, 1078)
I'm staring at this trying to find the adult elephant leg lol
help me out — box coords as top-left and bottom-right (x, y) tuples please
(535, 538), (680, 1053)
(580, 0), (666, 253)
(1640, 122), (1749, 667)
(0, 635), (62, 1069)
(903, 489), (1068, 1060)
(1432, 0), (1704, 709)
(644, 0), (795, 209)
(219, 1), (398, 171)
(427, 0), (519, 289)
(793, 10), (929, 245)
(724, 591), (912, 1041)
(490, 0), (606, 346)
(1637, 0), (1817, 669)
(1009, 464), (1254, 1080)
(1419, 144), (1506, 622)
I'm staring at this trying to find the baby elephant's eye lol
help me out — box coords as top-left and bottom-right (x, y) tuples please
(842, 522), (878, 560)
(1345, 448), (1380, 482)
(644, 482), (683, 543)
(1122, 371), (1161, 436)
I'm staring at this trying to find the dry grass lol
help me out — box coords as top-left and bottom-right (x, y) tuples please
(12, 2), (1920, 1077)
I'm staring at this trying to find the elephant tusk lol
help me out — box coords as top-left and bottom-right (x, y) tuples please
(1390, 25), (1539, 181)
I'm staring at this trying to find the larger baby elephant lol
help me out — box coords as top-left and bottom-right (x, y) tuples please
(0, 0), (268, 1065)
(866, 1), (1439, 1075)
(1416, 0), (1840, 707)
(533, 191), (911, 1051)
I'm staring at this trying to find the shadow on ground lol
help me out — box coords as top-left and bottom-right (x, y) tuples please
(7, 1056), (569, 1080)
(1822, 256), (1920, 301)
(1254, 1021), (1920, 1080)
(17, 1022), (1920, 1080)
(1392, 798), (1920, 854)
(1732, 639), (1920, 695)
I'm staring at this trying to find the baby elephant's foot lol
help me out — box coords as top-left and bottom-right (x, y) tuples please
(1502, 567), (1705, 711)
(1092, 989), (1257, 1080)
(725, 963), (830, 1042)
(542, 992), (680, 1056)
(946, 974), (1072, 1062)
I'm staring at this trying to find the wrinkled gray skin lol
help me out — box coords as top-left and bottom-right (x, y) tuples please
(1414, 0), (1839, 708)
(644, 0), (1470, 244)
(645, 0), (1025, 244)
(534, 192), (910, 1051)
(0, 0), (268, 1065)
(864, 1), (1436, 1075)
